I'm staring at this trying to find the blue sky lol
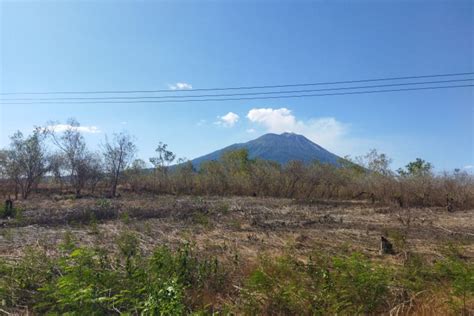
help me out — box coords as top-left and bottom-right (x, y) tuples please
(0, 0), (473, 171)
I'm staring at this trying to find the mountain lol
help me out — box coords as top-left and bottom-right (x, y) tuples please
(189, 132), (343, 168)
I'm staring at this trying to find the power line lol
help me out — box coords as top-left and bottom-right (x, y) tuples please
(2, 78), (472, 101)
(1, 71), (473, 95)
(2, 84), (472, 105)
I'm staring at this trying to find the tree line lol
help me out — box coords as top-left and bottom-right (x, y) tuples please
(0, 119), (473, 209)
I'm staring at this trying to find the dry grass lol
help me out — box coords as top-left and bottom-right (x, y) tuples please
(1, 193), (473, 262)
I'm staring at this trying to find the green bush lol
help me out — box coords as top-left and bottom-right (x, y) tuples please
(241, 253), (390, 315)
(0, 204), (24, 219)
(329, 253), (390, 314)
(1, 239), (471, 314)
(0, 237), (225, 315)
(95, 198), (111, 209)
(435, 246), (474, 314)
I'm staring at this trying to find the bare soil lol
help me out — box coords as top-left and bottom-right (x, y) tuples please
(1, 194), (473, 263)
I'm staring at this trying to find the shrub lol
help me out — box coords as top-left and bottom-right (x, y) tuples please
(435, 246), (474, 314)
(241, 252), (390, 315)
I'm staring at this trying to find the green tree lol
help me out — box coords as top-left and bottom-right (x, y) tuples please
(398, 158), (433, 177)
(2, 129), (48, 199)
(149, 142), (175, 192)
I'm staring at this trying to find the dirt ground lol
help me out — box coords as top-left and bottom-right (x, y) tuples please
(1, 194), (473, 263)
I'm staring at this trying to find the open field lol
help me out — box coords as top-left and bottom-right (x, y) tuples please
(1, 194), (473, 314)
(2, 194), (474, 260)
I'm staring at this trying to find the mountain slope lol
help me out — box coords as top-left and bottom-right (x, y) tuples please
(190, 132), (343, 168)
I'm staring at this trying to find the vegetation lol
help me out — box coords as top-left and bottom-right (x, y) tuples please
(0, 119), (472, 211)
(0, 120), (473, 314)
(0, 235), (472, 314)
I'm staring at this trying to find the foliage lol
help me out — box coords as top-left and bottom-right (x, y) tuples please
(398, 158), (433, 177)
(1, 129), (48, 199)
(435, 245), (474, 313)
(241, 253), (390, 315)
(0, 236), (224, 315)
(1, 121), (473, 209)
(1, 240), (473, 314)
(0, 204), (23, 219)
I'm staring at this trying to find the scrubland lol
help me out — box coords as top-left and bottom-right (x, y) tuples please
(1, 193), (473, 315)
(1, 125), (473, 314)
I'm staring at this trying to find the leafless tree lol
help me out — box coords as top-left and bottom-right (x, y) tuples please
(103, 132), (136, 197)
(47, 118), (92, 197)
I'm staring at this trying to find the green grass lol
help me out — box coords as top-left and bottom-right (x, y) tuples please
(0, 237), (472, 315)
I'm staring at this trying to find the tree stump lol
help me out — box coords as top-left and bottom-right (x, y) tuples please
(379, 236), (394, 255)
(446, 195), (454, 213)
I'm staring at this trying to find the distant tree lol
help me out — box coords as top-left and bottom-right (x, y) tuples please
(397, 158), (433, 177)
(149, 142), (175, 192)
(149, 142), (176, 170)
(125, 159), (147, 192)
(284, 160), (305, 197)
(221, 149), (251, 174)
(48, 153), (67, 191)
(85, 153), (104, 194)
(103, 132), (136, 197)
(250, 159), (281, 196)
(363, 149), (393, 177)
(0, 149), (19, 198)
(199, 160), (227, 195)
(2, 129), (48, 199)
(173, 158), (195, 194)
(47, 118), (93, 197)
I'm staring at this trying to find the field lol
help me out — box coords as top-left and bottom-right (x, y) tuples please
(1, 193), (473, 315)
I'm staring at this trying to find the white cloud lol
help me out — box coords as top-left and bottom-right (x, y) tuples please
(246, 107), (348, 151)
(247, 108), (296, 132)
(46, 124), (101, 134)
(168, 82), (193, 90)
(246, 128), (256, 133)
(464, 165), (473, 169)
(215, 112), (240, 127)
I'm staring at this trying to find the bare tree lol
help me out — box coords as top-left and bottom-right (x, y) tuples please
(47, 118), (91, 197)
(2, 129), (48, 199)
(103, 132), (136, 197)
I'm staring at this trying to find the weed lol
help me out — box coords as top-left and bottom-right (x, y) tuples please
(95, 198), (111, 209)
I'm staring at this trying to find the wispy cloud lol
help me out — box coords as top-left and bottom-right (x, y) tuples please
(46, 124), (101, 134)
(168, 82), (193, 90)
(215, 112), (240, 127)
(464, 165), (473, 169)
